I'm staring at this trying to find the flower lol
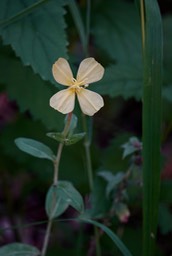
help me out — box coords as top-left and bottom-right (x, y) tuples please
(50, 57), (104, 116)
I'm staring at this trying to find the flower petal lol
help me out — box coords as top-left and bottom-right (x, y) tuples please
(52, 58), (74, 86)
(76, 58), (104, 85)
(77, 88), (104, 116)
(50, 88), (75, 114)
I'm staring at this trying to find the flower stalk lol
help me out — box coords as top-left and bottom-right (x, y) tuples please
(41, 112), (73, 256)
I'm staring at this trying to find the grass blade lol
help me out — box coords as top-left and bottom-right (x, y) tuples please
(140, 0), (163, 255)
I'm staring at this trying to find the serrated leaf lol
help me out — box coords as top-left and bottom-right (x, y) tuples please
(46, 181), (84, 219)
(93, 64), (142, 100)
(92, 0), (141, 65)
(0, 43), (63, 130)
(0, 0), (68, 84)
(15, 137), (55, 161)
(0, 243), (40, 256)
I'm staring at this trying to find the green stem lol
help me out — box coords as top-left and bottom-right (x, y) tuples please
(41, 112), (73, 256)
(85, 0), (91, 57)
(82, 115), (93, 190)
(69, 1), (101, 255)
(0, 0), (49, 28)
(53, 112), (73, 186)
(68, 0), (87, 56)
(41, 219), (53, 256)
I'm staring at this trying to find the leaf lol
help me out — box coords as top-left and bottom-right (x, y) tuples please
(0, 243), (40, 256)
(15, 137), (55, 161)
(121, 137), (142, 159)
(80, 218), (133, 256)
(46, 185), (69, 219)
(47, 132), (65, 143)
(99, 171), (125, 196)
(64, 133), (85, 145)
(92, 0), (141, 65)
(0, 0), (68, 84)
(46, 181), (84, 219)
(93, 64), (142, 100)
(57, 181), (84, 212)
(0, 43), (63, 130)
(47, 132), (85, 145)
(141, 0), (163, 255)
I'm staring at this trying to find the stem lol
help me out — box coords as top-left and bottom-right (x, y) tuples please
(41, 219), (53, 256)
(68, 0), (87, 56)
(69, 1), (101, 255)
(41, 112), (73, 256)
(53, 143), (64, 186)
(85, 0), (91, 57)
(82, 115), (93, 191)
(53, 112), (73, 186)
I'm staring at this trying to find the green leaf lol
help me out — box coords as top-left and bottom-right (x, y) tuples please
(0, 0), (68, 84)
(141, 0), (163, 255)
(47, 132), (85, 145)
(64, 133), (85, 145)
(80, 218), (133, 256)
(15, 137), (55, 161)
(93, 64), (142, 100)
(0, 43), (63, 130)
(46, 185), (69, 219)
(46, 181), (84, 219)
(98, 171), (125, 196)
(121, 137), (142, 159)
(57, 181), (84, 212)
(0, 243), (40, 256)
(92, 0), (141, 65)
(47, 132), (65, 143)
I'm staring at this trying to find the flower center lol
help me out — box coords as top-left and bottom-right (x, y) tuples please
(71, 77), (88, 90)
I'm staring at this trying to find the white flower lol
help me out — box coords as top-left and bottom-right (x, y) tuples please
(50, 57), (104, 116)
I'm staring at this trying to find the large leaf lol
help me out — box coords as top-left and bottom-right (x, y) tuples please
(0, 43), (63, 130)
(46, 181), (84, 219)
(93, 64), (142, 100)
(0, 0), (68, 84)
(0, 243), (40, 256)
(92, 0), (141, 65)
(15, 137), (55, 161)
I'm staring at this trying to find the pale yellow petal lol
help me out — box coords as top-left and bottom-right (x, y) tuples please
(52, 58), (73, 86)
(77, 88), (104, 116)
(76, 58), (104, 85)
(50, 88), (75, 114)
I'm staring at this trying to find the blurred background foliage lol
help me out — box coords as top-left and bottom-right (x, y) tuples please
(0, 0), (172, 255)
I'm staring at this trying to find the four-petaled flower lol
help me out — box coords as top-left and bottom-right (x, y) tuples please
(50, 57), (104, 116)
